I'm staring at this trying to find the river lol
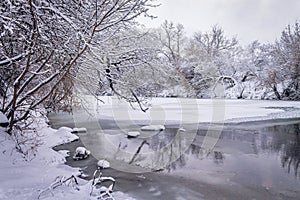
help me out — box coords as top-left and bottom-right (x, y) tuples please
(49, 108), (300, 200)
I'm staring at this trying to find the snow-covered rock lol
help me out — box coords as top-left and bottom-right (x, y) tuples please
(127, 131), (140, 138)
(97, 159), (110, 169)
(141, 125), (165, 131)
(73, 146), (91, 160)
(72, 127), (87, 133)
(45, 127), (79, 147)
(0, 112), (9, 127)
(178, 127), (186, 132)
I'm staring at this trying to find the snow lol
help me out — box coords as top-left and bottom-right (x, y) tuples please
(127, 131), (140, 138)
(0, 52), (28, 66)
(72, 127), (87, 133)
(0, 124), (80, 200)
(74, 146), (89, 155)
(97, 160), (110, 169)
(0, 120), (135, 200)
(58, 150), (70, 158)
(43, 126), (79, 147)
(73, 147), (90, 160)
(141, 125), (165, 131)
(87, 96), (300, 124)
(178, 127), (186, 132)
(0, 112), (9, 127)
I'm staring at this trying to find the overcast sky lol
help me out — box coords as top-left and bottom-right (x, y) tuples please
(139, 0), (300, 45)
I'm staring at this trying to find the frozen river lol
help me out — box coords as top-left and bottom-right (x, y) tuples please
(49, 98), (300, 200)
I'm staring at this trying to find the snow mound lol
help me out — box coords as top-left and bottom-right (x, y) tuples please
(73, 146), (90, 160)
(127, 131), (140, 138)
(178, 127), (186, 132)
(97, 159), (110, 169)
(141, 125), (165, 131)
(45, 127), (79, 147)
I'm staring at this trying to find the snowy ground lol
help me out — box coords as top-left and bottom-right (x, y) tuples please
(0, 119), (135, 200)
(82, 96), (300, 124)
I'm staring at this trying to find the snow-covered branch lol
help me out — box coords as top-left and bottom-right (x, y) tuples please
(0, 52), (28, 66)
(0, 0), (156, 132)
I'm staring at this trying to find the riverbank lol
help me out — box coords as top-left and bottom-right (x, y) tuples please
(0, 118), (135, 200)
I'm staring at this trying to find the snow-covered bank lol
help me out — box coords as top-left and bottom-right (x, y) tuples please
(0, 119), (135, 200)
(0, 123), (78, 200)
(83, 96), (300, 124)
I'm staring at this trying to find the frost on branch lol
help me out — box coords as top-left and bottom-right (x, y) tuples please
(38, 175), (79, 199)
(0, 0), (156, 133)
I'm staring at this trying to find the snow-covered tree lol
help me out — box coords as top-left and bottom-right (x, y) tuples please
(271, 22), (300, 100)
(153, 21), (195, 97)
(158, 20), (185, 68)
(76, 27), (166, 110)
(230, 41), (273, 99)
(0, 0), (156, 133)
(193, 25), (238, 58)
(184, 25), (239, 97)
(240, 22), (300, 100)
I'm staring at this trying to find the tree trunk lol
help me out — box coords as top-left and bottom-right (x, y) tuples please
(273, 84), (281, 100)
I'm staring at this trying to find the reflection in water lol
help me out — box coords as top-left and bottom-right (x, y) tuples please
(141, 123), (300, 180)
(49, 111), (300, 199)
(261, 124), (300, 177)
(213, 151), (225, 164)
(50, 110), (300, 180)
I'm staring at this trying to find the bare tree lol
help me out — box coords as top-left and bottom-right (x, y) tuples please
(0, 0), (156, 133)
(159, 20), (185, 68)
(193, 25), (238, 58)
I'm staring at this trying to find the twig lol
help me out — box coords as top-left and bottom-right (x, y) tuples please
(130, 89), (149, 112)
(38, 175), (78, 199)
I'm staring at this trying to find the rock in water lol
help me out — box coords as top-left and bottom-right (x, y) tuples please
(73, 146), (91, 160)
(71, 127), (87, 133)
(178, 127), (186, 132)
(97, 159), (110, 169)
(0, 112), (9, 127)
(127, 131), (140, 138)
(141, 125), (165, 131)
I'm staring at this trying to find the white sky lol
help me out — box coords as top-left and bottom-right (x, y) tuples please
(138, 0), (300, 45)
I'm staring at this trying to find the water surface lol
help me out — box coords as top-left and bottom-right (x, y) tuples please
(50, 112), (300, 200)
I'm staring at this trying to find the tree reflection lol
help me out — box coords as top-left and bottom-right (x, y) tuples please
(162, 123), (300, 178)
(264, 124), (300, 177)
(213, 151), (225, 164)
(122, 123), (300, 178)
